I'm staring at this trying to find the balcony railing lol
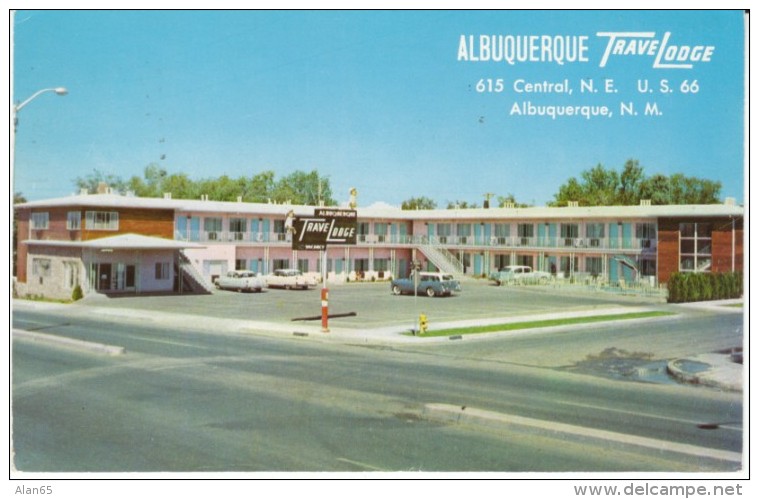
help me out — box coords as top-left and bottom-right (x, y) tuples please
(173, 230), (655, 252)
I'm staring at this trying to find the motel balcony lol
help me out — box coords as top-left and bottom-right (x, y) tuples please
(173, 230), (656, 253)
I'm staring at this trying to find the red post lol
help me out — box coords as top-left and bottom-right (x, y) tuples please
(321, 287), (329, 332)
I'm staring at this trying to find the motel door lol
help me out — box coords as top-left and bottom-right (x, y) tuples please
(98, 263), (112, 290)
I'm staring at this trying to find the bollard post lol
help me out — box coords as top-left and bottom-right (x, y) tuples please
(321, 287), (329, 332)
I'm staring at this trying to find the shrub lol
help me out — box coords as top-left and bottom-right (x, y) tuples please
(667, 271), (743, 303)
(71, 284), (84, 301)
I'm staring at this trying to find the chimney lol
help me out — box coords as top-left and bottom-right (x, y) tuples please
(640, 199), (651, 206)
(163, 192), (172, 199)
(724, 197), (736, 206)
(96, 182), (109, 194)
(567, 201), (579, 207)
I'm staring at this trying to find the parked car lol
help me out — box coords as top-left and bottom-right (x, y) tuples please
(391, 272), (461, 297)
(489, 265), (552, 285)
(215, 270), (264, 292)
(265, 268), (317, 290)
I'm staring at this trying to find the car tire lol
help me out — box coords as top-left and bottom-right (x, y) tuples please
(392, 285), (402, 295)
(426, 287), (436, 297)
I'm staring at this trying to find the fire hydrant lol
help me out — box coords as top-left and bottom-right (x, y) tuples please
(418, 314), (428, 335)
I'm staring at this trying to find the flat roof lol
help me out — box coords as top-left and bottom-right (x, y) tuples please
(23, 233), (205, 250)
(16, 193), (744, 220)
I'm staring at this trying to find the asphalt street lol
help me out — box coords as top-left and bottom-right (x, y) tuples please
(11, 281), (745, 473)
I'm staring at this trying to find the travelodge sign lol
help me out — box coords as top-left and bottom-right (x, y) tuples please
(292, 209), (357, 250)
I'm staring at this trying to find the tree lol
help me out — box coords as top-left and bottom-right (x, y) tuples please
(618, 159), (644, 205)
(580, 164), (619, 205)
(446, 200), (479, 209)
(74, 169), (128, 194)
(551, 160), (723, 206)
(270, 170), (334, 205)
(496, 194), (530, 208)
(401, 196), (437, 210)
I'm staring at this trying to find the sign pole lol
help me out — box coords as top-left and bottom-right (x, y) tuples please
(321, 249), (329, 332)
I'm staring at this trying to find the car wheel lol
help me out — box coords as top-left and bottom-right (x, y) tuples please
(392, 285), (402, 295)
(539, 276), (549, 284)
(495, 280), (502, 286)
(426, 287), (436, 297)
(215, 282), (221, 289)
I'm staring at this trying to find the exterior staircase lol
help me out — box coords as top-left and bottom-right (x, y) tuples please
(177, 252), (215, 293)
(418, 244), (465, 278)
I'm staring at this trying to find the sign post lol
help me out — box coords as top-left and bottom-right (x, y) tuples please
(292, 208), (357, 332)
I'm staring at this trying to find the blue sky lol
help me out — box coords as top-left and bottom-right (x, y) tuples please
(12, 10), (746, 207)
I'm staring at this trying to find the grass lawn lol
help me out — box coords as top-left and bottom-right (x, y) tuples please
(409, 311), (676, 338)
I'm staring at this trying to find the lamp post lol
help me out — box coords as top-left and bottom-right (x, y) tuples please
(13, 87), (68, 132)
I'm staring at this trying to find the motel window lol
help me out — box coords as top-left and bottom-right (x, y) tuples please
(272, 259), (290, 271)
(85, 211), (119, 231)
(204, 217), (222, 240)
(517, 224), (533, 238)
(67, 211), (81, 230)
(354, 259), (370, 272)
(374, 259), (389, 272)
(155, 262), (170, 280)
(517, 223), (534, 245)
(585, 223), (605, 247)
(64, 261), (79, 289)
(636, 223), (656, 248)
(457, 224), (472, 243)
(297, 259), (309, 273)
(436, 224), (452, 237)
(374, 223), (388, 242)
(560, 223), (579, 246)
(516, 255), (534, 268)
(32, 258), (52, 277)
(274, 220), (287, 241)
(31, 212), (49, 230)
(495, 254), (511, 269)
(229, 218), (247, 240)
(679, 223), (712, 272)
(235, 259), (247, 271)
(493, 224), (510, 239)
(639, 258), (656, 277)
(585, 257), (603, 277)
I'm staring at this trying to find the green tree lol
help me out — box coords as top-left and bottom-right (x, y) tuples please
(638, 174), (671, 205)
(551, 160), (723, 206)
(74, 169), (128, 194)
(446, 200), (479, 209)
(618, 159), (645, 205)
(270, 170), (334, 205)
(402, 196), (437, 210)
(497, 194), (530, 208)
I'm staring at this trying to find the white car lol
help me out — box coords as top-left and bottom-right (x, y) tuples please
(489, 265), (552, 285)
(265, 268), (317, 290)
(215, 270), (264, 292)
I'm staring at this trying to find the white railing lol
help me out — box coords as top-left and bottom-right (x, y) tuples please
(172, 230), (655, 252)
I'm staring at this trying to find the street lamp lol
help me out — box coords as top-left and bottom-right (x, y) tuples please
(13, 86), (68, 131)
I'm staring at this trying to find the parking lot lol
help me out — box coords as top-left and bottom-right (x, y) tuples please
(83, 278), (665, 331)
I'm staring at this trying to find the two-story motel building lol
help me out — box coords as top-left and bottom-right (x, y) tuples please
(14, 190), (744, 300)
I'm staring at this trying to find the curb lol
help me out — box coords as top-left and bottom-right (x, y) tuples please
(13, 329), (126, 356)
(666, 354), (742, 392)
